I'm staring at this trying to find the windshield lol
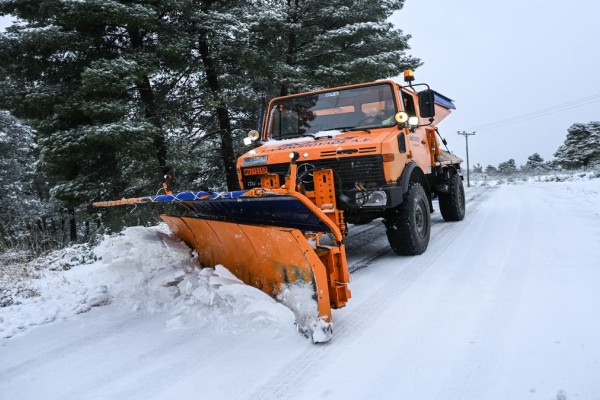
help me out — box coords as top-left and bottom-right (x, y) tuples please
(267, 83), (398, 139)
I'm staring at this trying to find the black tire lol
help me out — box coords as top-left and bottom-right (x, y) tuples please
(384, 182), (431, 255)
(439, 172), (465, 221)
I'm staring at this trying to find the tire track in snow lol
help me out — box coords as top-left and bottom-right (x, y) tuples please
(434, 185), (558, 398)
(0, 310), (141, 381)
(334, 192), (492, 340)
(346, 187), (490, 272)
(58, 329), (248, 400)
(245, 187), (494, 400)
(346, 215), (449, 272)
(439, 188), (528, 397)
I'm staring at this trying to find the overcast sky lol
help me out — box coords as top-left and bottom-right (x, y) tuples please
(2, 3), (599, 168)
(391, 0), (600, 167)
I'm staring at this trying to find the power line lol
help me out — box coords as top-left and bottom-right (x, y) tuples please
(470, 95), (600, 131)
(472, 98), (600, 131)
(468, 92), (600, 132)
(471, 93), (600, 130)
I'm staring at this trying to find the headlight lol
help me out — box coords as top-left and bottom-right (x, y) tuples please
(241, 155), (268, 167)
(355, 190), (387, 207)
(243, 130), (261, 146)
(408, 116), (419, 128)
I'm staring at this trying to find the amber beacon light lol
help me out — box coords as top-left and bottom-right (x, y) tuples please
(403, 69), (415, 83)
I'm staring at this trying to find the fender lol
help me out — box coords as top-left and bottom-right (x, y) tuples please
(399, 163), (434, 212)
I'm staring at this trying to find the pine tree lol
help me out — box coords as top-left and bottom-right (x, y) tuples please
(497, 159), (517, 175)
(0, 1), (180, 239)
(485, 165), (497, 175)
(250, 0), (421, 96)
(0, 111), (45, 250)
(554, 122), (600, 169)
(523, 153), (547, 173)
(178, 0), (257, 190)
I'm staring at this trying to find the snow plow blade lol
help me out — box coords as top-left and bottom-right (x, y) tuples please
(93, 169), (351, 342)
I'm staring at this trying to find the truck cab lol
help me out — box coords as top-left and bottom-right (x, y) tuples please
(237, 73), (465, 255)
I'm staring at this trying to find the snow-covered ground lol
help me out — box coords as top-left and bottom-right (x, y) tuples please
(1, 176), (600, 400)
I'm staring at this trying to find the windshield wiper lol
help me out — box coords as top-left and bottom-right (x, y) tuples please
(330, 126), (358, 132)
(329, 126), (375, 133)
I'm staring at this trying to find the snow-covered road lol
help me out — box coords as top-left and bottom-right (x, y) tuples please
(2, 179), (600, 400)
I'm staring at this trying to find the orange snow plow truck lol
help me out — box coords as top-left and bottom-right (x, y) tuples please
(93, 71), (464, 342)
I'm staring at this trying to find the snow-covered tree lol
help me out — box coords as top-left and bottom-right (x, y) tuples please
(0, 1), (171, 216)
(497, 159), (517, 175)
(0, 112), (36, 196)
(544, 159), (560, 171)
(0, 112), (44, 250)
(554, 122), (600, 169)
(472, 163), (483, 173)
(523, 153), (548, 173)
(485, 165), (498, 175)
(250, 0), (421, 96)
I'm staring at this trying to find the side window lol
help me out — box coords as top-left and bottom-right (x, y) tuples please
(271, 108), (299, 138)
(401, 91), (416, 116)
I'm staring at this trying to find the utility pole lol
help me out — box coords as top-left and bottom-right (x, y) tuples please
(457, 131), (476, 187)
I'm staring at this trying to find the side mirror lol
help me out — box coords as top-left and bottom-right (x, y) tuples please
(418, 89), (436, 119)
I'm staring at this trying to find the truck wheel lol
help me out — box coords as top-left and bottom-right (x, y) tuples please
(439, 172), (465, 221)
(384, 182), (430, 255)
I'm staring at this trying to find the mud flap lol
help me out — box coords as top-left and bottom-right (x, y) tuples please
(162, 215), (334, 342)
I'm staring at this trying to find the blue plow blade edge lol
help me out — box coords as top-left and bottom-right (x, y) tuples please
(142, 190), (332, 234)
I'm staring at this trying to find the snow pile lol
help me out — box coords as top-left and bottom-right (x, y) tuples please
(528, 170), (600, 183)
(163, 264), (295, 335)
(0, 224), (295, 339)
(278, 282), (332, 343)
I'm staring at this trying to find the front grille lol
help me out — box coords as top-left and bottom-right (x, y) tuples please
(242, 155), (385, 190)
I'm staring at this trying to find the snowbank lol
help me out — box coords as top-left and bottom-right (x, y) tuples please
(470, 169), (600, 187)
(0, 225), (295, 339)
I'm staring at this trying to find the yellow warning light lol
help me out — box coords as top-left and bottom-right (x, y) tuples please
(395, 112), (409, 124)
(403, 70), (415, 83)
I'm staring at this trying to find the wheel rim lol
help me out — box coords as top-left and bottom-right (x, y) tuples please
(415, 200), (426, 237)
